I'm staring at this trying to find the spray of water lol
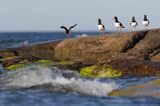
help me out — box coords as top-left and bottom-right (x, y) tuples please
(0, 65), (118, 96)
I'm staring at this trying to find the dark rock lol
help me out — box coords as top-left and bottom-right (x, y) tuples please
(0, 40), (61, 61)
(12, 50), (19, 56)
(108, 59), (160, 77)
(21, 55), (41, 62)
(1, 58), (23, 67)
(0, 50), (16, 58)
(57, 61), (93, 72)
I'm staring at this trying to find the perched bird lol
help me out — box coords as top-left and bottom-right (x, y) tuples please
(130, 16), (138, 28)
(97, 18), (105, 34)
(142, 15), (150, 29)
(113, 16), (125, 31)
(60, 24), (78, 37)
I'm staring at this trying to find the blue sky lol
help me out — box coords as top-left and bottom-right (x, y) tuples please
(0, 0), (159, 31)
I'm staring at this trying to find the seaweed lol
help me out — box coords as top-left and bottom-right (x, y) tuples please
(80, 64), (123, 78)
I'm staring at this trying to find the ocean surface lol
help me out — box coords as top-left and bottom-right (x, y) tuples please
(0, 32), (160, 106)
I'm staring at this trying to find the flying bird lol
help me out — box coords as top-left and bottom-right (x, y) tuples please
(113, 16), (125, 31)
(97, 18), (105, 34)
(60, 24), (78, 37)
(142, 15), (150, 29)
(130, 16), (138, 28)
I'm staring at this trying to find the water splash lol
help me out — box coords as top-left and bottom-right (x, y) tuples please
(0, 65), (118, 96)
(76, 34), (88, 37)
(52, 77), (117, 96)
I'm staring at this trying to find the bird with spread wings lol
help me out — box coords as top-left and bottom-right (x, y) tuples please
(60, 24), (78, 37)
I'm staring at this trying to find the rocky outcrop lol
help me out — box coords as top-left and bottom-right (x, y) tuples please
(0, 40), (61, 61)
(1, 29), (160, 77)
(108, 59), (160, 77)
(53, 29), (160, 62)
(1, 29), (160, 62)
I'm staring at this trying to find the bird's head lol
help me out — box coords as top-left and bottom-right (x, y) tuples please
(98, 18), (101, 24)
(132, 16), (135, 20)
(144, 15), (147, 18)
(113, 16), (118, 20)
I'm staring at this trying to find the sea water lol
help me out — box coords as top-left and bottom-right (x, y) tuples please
(0, 32), (159, 106)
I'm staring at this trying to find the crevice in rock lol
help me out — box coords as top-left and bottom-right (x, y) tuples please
(147, 46), (160, 60)
(121, 31), (149, 53)
(12, 50), (19, 56)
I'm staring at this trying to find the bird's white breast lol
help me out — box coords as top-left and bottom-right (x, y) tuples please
(130, 22), (138, 27)
(98, 25), (104, 30)
(114, 22), (120, 28)
(142, 21), (149, 26)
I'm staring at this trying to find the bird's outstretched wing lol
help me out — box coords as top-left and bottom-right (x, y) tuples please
(69, 24), (78, 30)
(60, 26), (68, 31)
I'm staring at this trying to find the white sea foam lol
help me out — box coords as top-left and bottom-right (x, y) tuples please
(76, 34), (88, 37)
(52, 77), (117, 96)
(0, 65), (118, 96)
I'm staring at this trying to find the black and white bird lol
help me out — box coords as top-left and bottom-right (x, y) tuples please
(97, 18), (105, 34)
(60, 24), (78, 37)
(113, 16), (125, 31)
(130, 16), (138, 28)
(142, 15), (150, 29)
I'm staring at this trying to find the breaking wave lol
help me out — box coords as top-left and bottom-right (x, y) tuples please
(0, 65), (118, 96)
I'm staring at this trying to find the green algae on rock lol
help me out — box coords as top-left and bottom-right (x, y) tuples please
(0, 56), (19, 61)
(4, 59), (75, 70)
(58, 60), (74, 65)
(5, 60), (54, 70)
(34, 60), (55, 66)
(80, 64), (123, 78)
(5, 60), (31, 70)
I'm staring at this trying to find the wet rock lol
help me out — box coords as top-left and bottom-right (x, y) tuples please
(57, 61), (93, 72)
(0, 50), (16, 58)
(109, 79), (160, 98)
(57, 58), (160, 78)
(1, 58), (23, 67)
(108, 59), (160, 77)
(22, 55), (41, 62)
(0, 40), (61, 61)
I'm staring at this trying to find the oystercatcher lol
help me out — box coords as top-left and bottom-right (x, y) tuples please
(113, 16), (125, 31)
(60, 24), (78, 37)
(97, 18), (105, 34)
